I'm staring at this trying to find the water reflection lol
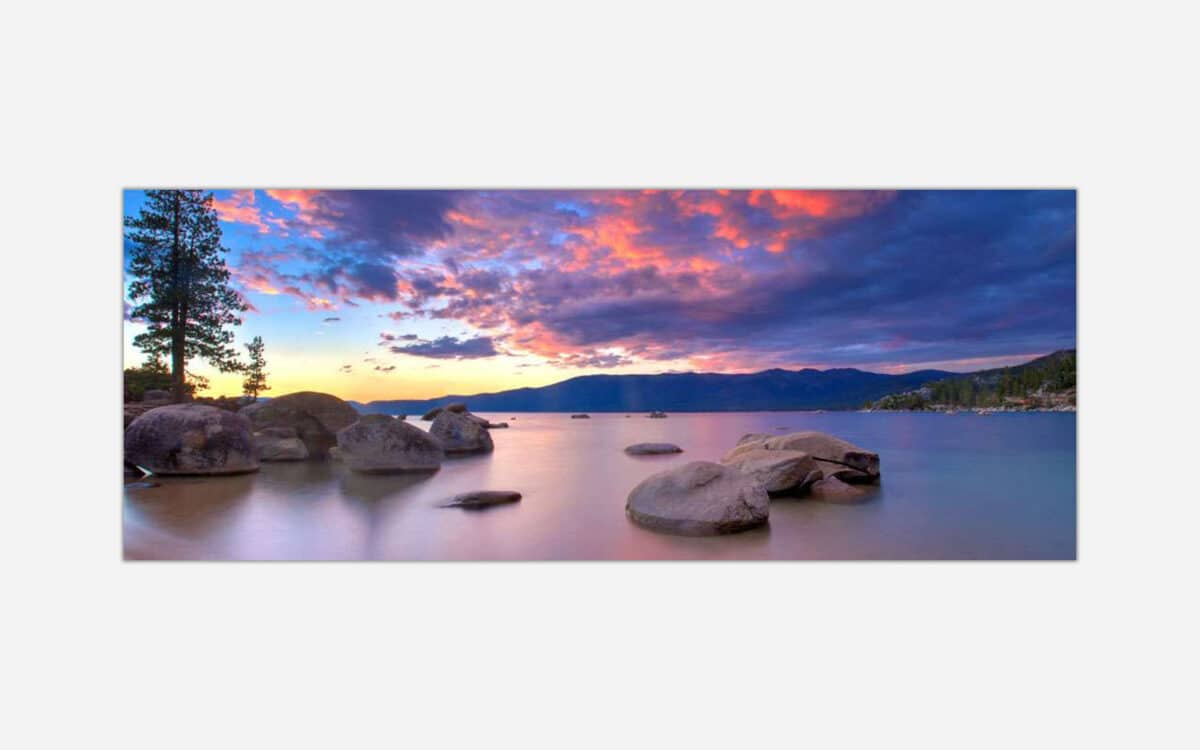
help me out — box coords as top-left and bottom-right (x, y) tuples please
(123, 411), (1076, 560)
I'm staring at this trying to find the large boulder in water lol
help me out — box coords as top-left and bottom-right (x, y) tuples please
(336, 414), (444, 473)
(719, 447), (822, 494)
(626, 461), (769, 536)
(727, 430), (879, 483)
(240, 391), (358, 458)
(430, 410), (494, 454)
(125, 403), (259, 476)
(252, 426), (309, 461)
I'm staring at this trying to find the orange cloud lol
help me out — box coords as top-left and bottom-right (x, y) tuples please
(212, 190), (269, 233)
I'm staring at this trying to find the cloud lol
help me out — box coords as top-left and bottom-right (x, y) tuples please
(323, 316), (341, 323)
(198, 189), (1075, 373)
(374, 364), (396, 372)
(388, 335), (499, 359)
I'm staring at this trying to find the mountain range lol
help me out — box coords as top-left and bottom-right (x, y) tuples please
(349, 366), (959, 415)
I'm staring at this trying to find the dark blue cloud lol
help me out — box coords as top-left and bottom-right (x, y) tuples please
(389, 335), (499, 359)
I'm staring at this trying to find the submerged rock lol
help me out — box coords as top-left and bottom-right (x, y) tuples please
(441, 490), (522, 508)
(808, 475), (874, 503)
(125, 404), (259, 476)
(336, 414), (444, 473)
(252, 426), (309, 461)
(719, 447), (822, 494)
(626, 461), (769, 536)
(624, 442), (683, 455)
(240, 391), (359, 459)
(430, 410), (495, 453)
(727, 431), (880, 483)
(571, 413), (591, 419)
(647, 411), (668, 419)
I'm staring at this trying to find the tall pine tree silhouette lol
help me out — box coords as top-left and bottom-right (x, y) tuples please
(125, 190), (247, 402)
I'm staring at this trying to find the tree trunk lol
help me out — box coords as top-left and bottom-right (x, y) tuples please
(170, 192), (187, 402)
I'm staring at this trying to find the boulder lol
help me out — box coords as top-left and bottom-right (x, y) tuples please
(430, 410), (495, 453)
(488, 422), (509, 429)
(240, 391), (359, 458)
(421, 407), (443, 421)
(571, 413), (590, 419)
(626, 461), (769, 536)
(124, 401), (164, 428)
(446, 403), (468, 413)
(624, 442), (683, 455)
(143, 389), (171, 404)
(719, 447), (822, 494)
(252, 426), (309, 461)
(336, 415), (444, 473)
(727, 430), (879, 483)
(441, 490), (522, 508)
(648, 411), (668, 419)
(125, 403), (259, 476)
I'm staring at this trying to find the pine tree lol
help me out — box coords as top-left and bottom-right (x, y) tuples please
(125, 190), (247, 402)
(242, 336), (269, 400)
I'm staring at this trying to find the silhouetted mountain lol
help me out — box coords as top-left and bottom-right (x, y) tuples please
(351, 367), (955, 415)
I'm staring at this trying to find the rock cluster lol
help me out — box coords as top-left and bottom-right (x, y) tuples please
(625, 429), (882, 536)
(240, 391), (359, 458)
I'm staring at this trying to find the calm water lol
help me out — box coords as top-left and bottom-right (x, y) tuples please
(123, 411), (1076, 561)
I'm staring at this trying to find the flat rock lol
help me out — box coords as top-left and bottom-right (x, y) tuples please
(441, 490), (522, 508)
(337, 414), (444, 473)
(626, 461), (769, 536)
(571, 413), (590, 419)
(430, 410), (494, 453)
(125, 404), (259, 476)
(719, 447), (821, 494)
(624, 442), (683, 455)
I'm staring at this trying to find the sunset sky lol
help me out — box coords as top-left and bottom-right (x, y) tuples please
(122, 189), (1076, 402)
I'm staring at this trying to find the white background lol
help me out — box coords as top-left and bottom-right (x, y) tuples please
(2, 1), (1197, 748)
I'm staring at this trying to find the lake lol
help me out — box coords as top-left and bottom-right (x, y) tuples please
(123, 411), (1076, 561)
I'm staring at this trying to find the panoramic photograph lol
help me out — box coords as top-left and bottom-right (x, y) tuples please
(122, 189), (1077, 560)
